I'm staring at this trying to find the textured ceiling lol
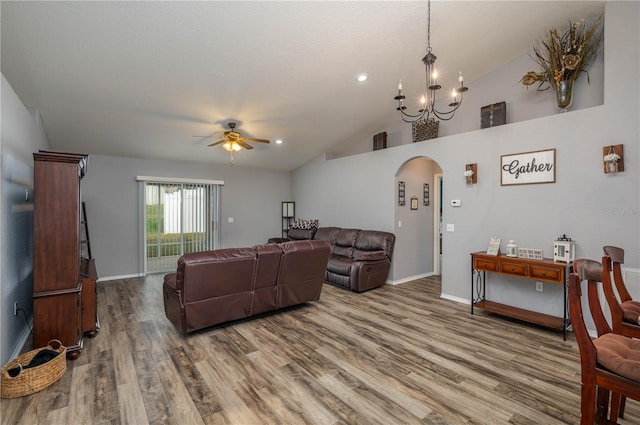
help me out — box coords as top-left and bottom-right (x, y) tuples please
(1, 1), (606, 171)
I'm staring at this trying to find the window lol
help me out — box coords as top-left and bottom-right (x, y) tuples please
(137, 176), (222, 274)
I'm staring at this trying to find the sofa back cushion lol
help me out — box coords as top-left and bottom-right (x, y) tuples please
(287, 227), (317, 240)
(353, 230), (396, 261)
(277, 240), (330, 307)
(254, 244), (283, 289)
(180, 248), (256, 303)
(313, 227), (340, 244)
(332, 228), (360, 258)
(313, 227), (340, 254)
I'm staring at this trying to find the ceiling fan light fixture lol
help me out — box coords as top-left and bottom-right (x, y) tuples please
(275, 139), (283, 145)
(223, 141), (242, 152)
(356, 73), (368, 82)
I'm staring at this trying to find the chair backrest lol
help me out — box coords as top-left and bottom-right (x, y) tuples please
(603, 245), (630, 302)
(601, 254), (626, 335)
(573, 259), (611, 337)
(568, 272), (596, 380)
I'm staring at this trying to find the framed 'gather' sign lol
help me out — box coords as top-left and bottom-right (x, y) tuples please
(501, 148), (556, 186)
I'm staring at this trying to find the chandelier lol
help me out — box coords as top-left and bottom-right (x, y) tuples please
(394, 0), (468, 123)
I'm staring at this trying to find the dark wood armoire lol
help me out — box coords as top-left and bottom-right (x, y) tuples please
(33, 151), (99, 360)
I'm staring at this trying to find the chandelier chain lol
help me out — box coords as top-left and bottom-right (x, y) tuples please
(426, 0), (431, 53)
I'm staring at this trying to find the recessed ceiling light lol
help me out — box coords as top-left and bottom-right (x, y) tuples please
(275, 139), (283, 145)
(356, 73), (368, 82)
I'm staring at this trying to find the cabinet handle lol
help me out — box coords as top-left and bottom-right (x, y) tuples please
(511, 267), (515, 271)
(542, 271), (546, 275)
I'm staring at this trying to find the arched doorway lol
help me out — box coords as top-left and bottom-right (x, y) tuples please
(394, 156), (443, 282)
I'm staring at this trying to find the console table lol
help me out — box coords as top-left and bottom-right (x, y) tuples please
(470, 252), (570, 340)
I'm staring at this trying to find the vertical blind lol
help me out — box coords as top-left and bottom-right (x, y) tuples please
(137, 176), (222, 274)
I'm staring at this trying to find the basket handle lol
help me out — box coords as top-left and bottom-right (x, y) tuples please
(4, 363), (23, 378)
(47, 339), (63, 350)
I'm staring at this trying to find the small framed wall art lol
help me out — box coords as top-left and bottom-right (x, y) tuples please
(423, 183), (430, 206)
(373, 132), (387, 151)
(412, 117), (439, 142)
(398, 181), (405, 206)
(481, 101), (506, 129)
(410, 197), (418, 210)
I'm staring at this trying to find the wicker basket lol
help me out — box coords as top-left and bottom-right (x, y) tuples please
(1, 340), (66, 398)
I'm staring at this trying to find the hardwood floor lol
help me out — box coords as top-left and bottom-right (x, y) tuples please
(3, 275), (639, 424)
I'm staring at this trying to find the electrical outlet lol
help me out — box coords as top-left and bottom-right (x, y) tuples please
(13, 301), (18, 316)
(536, 281), (544, 292)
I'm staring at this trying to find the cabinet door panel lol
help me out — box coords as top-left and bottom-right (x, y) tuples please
(33, 292), (82, 350)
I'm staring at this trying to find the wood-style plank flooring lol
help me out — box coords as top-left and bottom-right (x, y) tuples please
(2, 275), (639, 424)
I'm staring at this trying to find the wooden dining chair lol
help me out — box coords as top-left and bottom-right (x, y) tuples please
(603, 246), (640, 339)
(570, 259), (640, 424)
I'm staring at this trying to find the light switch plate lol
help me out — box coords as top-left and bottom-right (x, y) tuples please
(451, 200), (461, 207)
(446, 224), (455, 232)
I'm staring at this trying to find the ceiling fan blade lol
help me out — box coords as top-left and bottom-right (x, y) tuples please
(207, 140), (225, 147)
(241, 137), (270, 144)
(237, 141), (253, 150)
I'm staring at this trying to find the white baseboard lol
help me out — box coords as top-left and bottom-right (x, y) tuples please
(440, 293), (471, 305)
(387, 272), (435, 285)
(97, 272), (145, 282)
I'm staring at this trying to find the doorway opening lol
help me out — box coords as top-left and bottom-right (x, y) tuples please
(394, 157), (442, 282)
(433, 173), (443, 275)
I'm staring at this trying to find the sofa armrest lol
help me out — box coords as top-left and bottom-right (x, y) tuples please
(352, 250), (388, 261)
(164, 272), (179, 291)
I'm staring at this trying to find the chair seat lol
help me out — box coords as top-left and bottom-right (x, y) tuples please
(595, 333), (640, 382)
(621, 300), (640, 325)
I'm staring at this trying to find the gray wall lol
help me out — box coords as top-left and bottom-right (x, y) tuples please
(332, 24), (605, 158)
(1, 74), (50, 365)
(82, 155), (291, 278)
(293, 2), (639, 321)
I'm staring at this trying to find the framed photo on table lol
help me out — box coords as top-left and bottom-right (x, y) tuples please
(486, 237), (502, 256)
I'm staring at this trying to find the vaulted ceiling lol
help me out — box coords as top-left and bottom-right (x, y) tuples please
(1, 1), (605, 171)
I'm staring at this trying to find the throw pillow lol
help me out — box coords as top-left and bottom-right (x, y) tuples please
(290, 219), (318, 230)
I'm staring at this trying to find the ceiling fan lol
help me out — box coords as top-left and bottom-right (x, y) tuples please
(205, 122), (270, 152)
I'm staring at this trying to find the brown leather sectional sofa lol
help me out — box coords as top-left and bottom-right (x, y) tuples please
(162, 239), (330, 333)
(270, 226), (395, 292)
